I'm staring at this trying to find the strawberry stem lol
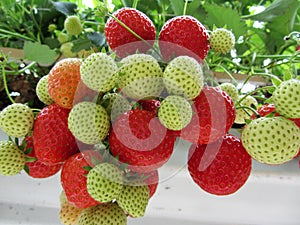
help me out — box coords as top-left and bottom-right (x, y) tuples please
(183, 0), (189, 16)
(132, 0), (139, 9)
(236, 86), (273, 106)
(1, 65), (16, 104)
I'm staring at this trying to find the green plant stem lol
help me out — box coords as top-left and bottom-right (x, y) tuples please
(5, 62), (37, 75)
(183, 0), (189, 15)
(213, 64), (239, 86)
(132, 0), (139, 8)
(242, 72), (281, 87)
(236, 105), (258, 117)
(1, 65), (16, 104)
(236, 86), (273, 107)
(0, 29), (35, 42)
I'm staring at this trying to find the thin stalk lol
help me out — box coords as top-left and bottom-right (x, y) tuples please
(236, 86), (273, 107)
(5, 62), (37, 75)
(214, 64), (239, 86)
(132, 0), (139, 9)
(1, 65), (16, 104)
(183, 0), (189, 15)
(0, 29), (35, 42)
(236, 105), (258, 117)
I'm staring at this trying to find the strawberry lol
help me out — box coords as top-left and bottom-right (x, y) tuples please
(158, 95), (193, 131)
(296, 45), (300, 51)
(163, 56), (204, 99)
(109, 109), (176, 173)
(180, 86), (236, 144)
(272, 79), (300, 118)
(209, 28), (235, 54)
(0, 140), (26, 176)
(78, 203), (127, 225)
(158, 15), (210, 62)
(117, 53), (164, 100)
(48, 58), (82, 109)
(144, 170), (159, 198)
(58, 32), (69, 44)
(105, 7), (156, 57)
(137, 99), (160, 114)
(64, 15), (83, 36)
(257, 103), (276, 117)
(101, 92), (132, 121)
(60, 42), (77, 58)
(117, 180), (149, 218)
(235, 95), (258, 124)
(36, 75), (53, 105)
(0, 103), (34, 138)
(188, 134), (252, 195)
(60, 195), (83, 225)
(23, 136), (61, 178)
(242, 116), (300, 164)
(218, 82), (239, 102)
(87, 162), (123, 203)
(80, 52), (118, 93)
(33, 104), (79, 165)
(68, 102), (110, 145)
(61, 150), (102, 209)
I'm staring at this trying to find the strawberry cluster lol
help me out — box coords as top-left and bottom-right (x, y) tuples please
(0, 6), (300, 225)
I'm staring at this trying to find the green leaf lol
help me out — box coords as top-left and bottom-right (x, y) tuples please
(170, 0), (184, 16)
(25, 156), (37, 163)
(204, 4), (246, 38)
(246, 0), (299, 23)
(52, 2), (78, 16)
(71, 38), (93, 52)
(87, 32), (106, 48)
(271, 77), (282, 87)
(23, 42), (57, 65)
(23, 164), (30, 174)
(283, 72), (292, 81)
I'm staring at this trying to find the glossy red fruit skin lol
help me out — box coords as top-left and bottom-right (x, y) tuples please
(24, 136), (61, 178)
(143, 170), (159, 198)
(180, 86), (236, 145)
(33, 104), (79, 165)
(61, 150), (102, 209)
(188, 134), (252, 195)
(109, 110), (176, 173)
(158, 15), (210, 62)
(105, 7), (156, 57)
(138, 99), (161, 115)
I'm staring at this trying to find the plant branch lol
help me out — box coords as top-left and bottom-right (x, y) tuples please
(1, 65), (16, 104)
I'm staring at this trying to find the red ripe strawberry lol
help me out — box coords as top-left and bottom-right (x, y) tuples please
(144, 170), (159, 198)
(105, 7), (156, 57)
(296, 45), (300, 51)
(61, 150), (102, 209)
(180, 86), (236, 145)
(188, 134), (252, 195)
(23, 136), (61, 178)
(138, 99), (161, 114)
(251, 103), (276, 120)
(158, 15), (210, 62)
(33, 104), (79, 165)
(109, 109), (176, 173)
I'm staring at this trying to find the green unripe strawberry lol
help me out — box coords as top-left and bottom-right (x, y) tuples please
(60, 42), (77, 58)
(163, 56), (204, 99)
(117, 181), (149, 218)
(242, 116), (300, 164)
(100, 93), (132, 121)
(235, 95), (258, 124)
(218, 82), (239, 102)
(60, 197), (83, 225)
(0, 141), (26, 176)
(58, 32), (69, 44)
(117, 54), (164, 100)
(78, 203), (126, 225)
(272, 79), (300, 118)
(87, 163), (123, 203)
(80, 53), (118, 92)
(68, 102), (110, 144)
(36, 75), (53, 105)
(158, 95), (192, 130)
(0, 103), (34, 137)
(209, 28), (235, 54)
(48, 24), (57, 32)
(64, 15), (83, 36)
